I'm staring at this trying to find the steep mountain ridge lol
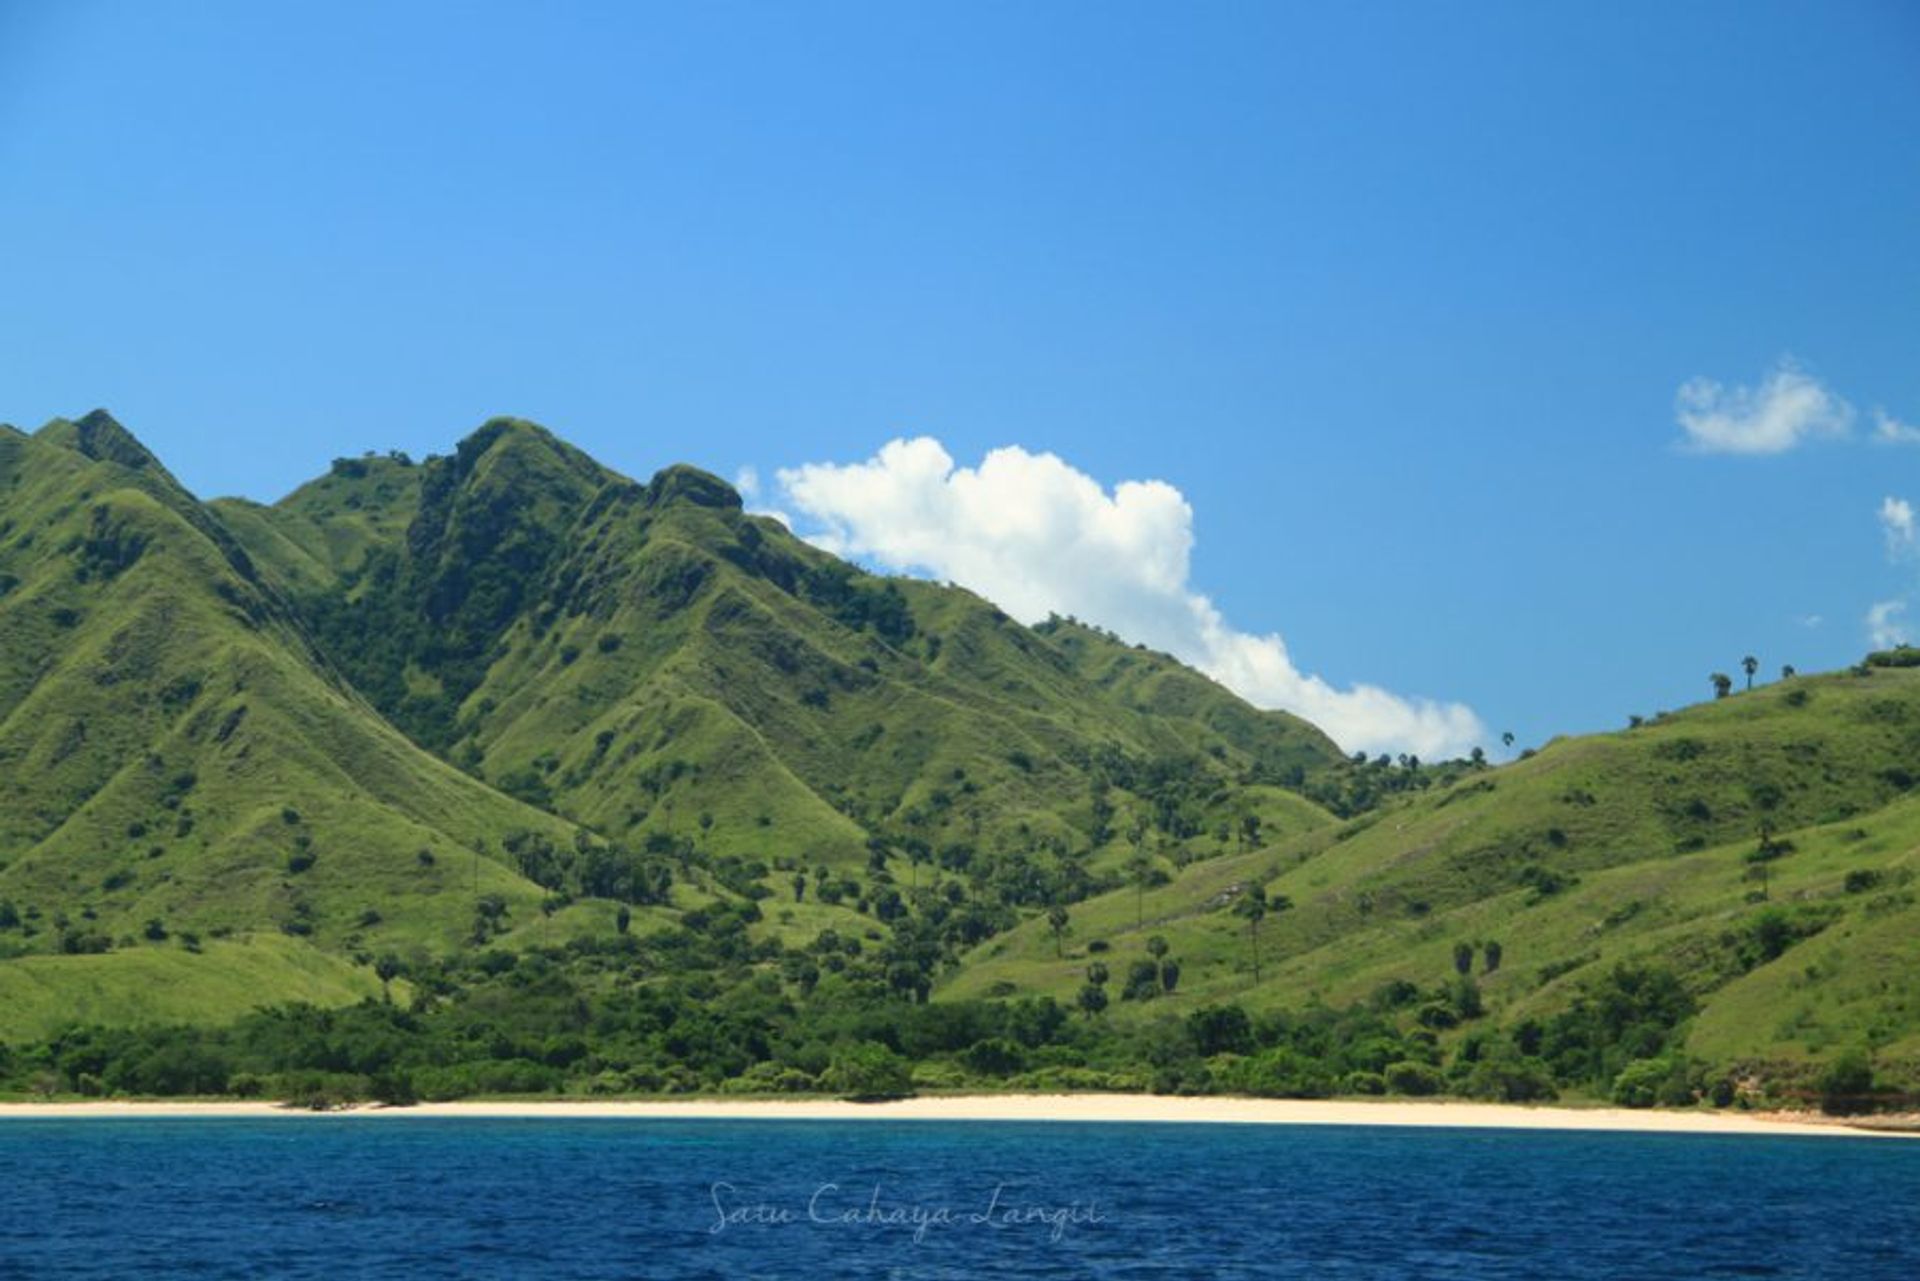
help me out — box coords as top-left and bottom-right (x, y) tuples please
(230, 419), (1344, 894)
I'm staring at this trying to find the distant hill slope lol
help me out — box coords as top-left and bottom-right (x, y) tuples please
(0, 934), (392, 1041)
(947, 662), (1920, 1075)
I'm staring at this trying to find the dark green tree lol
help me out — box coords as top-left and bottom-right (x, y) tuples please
(1122, 959), (1161, 1001)
(825, 1042), (914, 1100)
(374, 954), (401, 1003)
(1819, 1048), (1876, 1115)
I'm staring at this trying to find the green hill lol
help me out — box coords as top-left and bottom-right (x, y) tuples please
(3, 410), (1917, 1110)
(228, 419), (1344, 899)
(945, 662), (1920, 1091)
(0, 418), (585, 959)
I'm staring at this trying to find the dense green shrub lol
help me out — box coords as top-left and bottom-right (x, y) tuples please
(1819, 1049), (1876, 1115)
(1456, 1050), (1558, 1103)
(1385, 1061), (1443, 1096)
(1609, 1058), (1675, 1108)
(1342, 1070), (1387, 1096)
(824, 1041), (914, 1100)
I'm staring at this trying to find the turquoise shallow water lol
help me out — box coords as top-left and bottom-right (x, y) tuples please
(1, 1119), (1916, 1279)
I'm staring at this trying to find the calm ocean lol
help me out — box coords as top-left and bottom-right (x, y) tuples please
(1, 1119), (1915, 1279)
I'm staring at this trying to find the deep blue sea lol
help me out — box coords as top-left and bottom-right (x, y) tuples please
(1, 1119), (1916, 1279)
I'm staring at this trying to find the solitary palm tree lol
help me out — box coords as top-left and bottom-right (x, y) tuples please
(1127, 853), (1155, 930)
(1781, 664), (1796, 680)
(1501, 731), (1515, 750)
(1711, 672), (1733, 699)
(1234, 884), (1290, 984)
(1047, 904), (1070, 959)
(1237, 886), (1267, 982)
(1742, 655), (1759, 690)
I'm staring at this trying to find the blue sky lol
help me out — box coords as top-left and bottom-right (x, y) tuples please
(2, 1), (1917, 754)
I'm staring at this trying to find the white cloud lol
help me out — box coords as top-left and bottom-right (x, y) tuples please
(1873, 409), (1920, 445)
(1880, 496), (1916, 559)
(776, 437), (1486, 759)
(733, 466), (761, 500)
(1867, 496), (1920, 652)
(1795, 613), (1823, 629)
(1867, 599), (1909, 650)
(1675, 360), (1853, 455)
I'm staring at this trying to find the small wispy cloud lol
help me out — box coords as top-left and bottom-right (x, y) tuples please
(1880, 496), (1916, 559)
(1873, 409), (1920, 446)
(1675, 359), (1853, 455)
(1867, 600), (1909, 650)
(1863, 495), (1920, 650)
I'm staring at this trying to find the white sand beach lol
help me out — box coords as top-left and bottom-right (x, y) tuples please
(1, 1094), (1911, 1137)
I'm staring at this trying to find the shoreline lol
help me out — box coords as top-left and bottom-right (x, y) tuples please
(0, 1093), (1912, 1137)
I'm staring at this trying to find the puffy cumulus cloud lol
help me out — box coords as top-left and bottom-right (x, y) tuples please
(1880, 496), (1916, 559)
(776, 437), (1486, 759)
(1675, 360), (1853, 455)
(1867, 600), (1909, 650)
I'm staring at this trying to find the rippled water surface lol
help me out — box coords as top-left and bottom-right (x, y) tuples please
(2, 1118), (1916, 1279)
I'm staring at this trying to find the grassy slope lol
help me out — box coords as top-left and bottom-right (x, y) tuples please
(207, 453), (421, 596)
(946, 667), (1920, 1073)
(1036, 615), (1346, 782)
(0, 934), (390, 1041)
(0, 422), (583, 958)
